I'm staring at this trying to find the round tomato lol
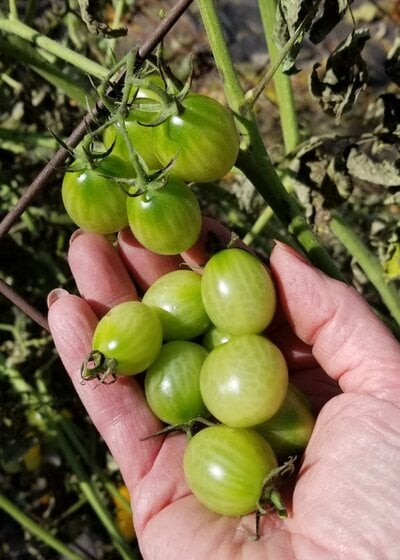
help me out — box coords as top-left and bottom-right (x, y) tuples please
(142, 270), (210, 341)
(200, 334), (288, 427)
(255, 384), (315, 459)
(126, 176), (202, 255)
(145, 340), (209, 425)
(62, 155), (134, 234)
(152, 93), (240, 183)
(183, 425), (278, 516)
(92, 301), (162, 375)
(103, 98), (162, 171)
(201, 248), (277, 336)
(201, 324), (232, 351)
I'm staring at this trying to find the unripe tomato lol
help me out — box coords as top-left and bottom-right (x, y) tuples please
(183, 425), (278, 516)
(103, 98), (162, 171)
(200, 334), (288, 427)
(142, 270), (210, 341)
(145, 341), (209, 425)
(201, 248), (277, 336)
(255, 384), (315, 458)
(62, 155), (134, 234)
(92, 301), (163, 375)
(127, 176), (202, 255)
(152, 93), (240, 183)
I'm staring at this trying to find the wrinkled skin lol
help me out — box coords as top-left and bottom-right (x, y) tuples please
(48, 218), (400, 560)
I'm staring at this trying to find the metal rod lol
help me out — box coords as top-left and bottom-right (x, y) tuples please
(0, 277), (49, 331)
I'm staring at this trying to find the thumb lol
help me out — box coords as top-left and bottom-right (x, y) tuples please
(270, 242), (400, 403)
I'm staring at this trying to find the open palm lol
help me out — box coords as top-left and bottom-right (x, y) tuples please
(48, 222), (400, 560)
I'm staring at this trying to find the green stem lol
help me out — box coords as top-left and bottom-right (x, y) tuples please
(0, 17), (108, 79)
(330, 211), (400, 326)
(257, 0), (300, 153)
(197, 0), (344, 280)
(0, 493), (87, 560)
(3, 366), (137, 560)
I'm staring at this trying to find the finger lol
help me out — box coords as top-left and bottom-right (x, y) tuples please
(47, 292), (163, 492)
(68, 230), (138, 316)
(181, 216), (242, 269)
(270, 242), (400, 402)
(117, 227), (183, 293)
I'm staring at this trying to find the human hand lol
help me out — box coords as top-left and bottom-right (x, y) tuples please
(48, 219), (400, 560)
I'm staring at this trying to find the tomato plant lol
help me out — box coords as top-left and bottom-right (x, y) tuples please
(152, 93), (240, 183)
(103, 98), (162, 171)
(200, 334), (288, 427)
(62, 155), (134, 234)
(183, 425), (278, 516)
(145, 340), (209, 425)
(255, 384), (315, 459)
(90, 301), (163, 376)
(126, 176), (202, 255)
(201, 248), (277, 335)
(142, 270), (210, 341)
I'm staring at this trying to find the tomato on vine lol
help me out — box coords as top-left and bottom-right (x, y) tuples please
(152, 93), (240, 183)
(126, 176), (202, 255)
(62, 155), (134, 235)
(103, 98), (162, 171)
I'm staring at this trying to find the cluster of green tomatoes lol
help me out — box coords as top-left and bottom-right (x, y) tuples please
(63, 70), (314, 528)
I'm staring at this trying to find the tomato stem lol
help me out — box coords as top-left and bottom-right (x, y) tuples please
(80, 350), (118, 385)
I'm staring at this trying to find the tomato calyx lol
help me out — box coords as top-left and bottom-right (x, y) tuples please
(141, 416), (217, 441)
(254, 456), (297, 539)
(80, 350), (118, 386)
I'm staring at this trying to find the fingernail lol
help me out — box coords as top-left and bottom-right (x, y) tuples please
(47, 288), (69, 309)
(273, 240), (310, 265)
(69, 229), (84, 246)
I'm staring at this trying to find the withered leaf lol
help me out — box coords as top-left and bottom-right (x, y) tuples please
(309, 0), (354, 44)
(309, 28), (370, 120)
(385, 37), (400, 86)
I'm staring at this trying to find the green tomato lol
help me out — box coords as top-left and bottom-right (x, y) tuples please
(152, 93), (240, 183)
(127, 176), (202, 255)
(183, 425), (278, 516)
(62, 155), (134, 234)
(201, 248), (277, 336)
(201, 324), (232, 351)
(103, 98), (161, 171)
(142, 270), (210, 341)
(92, 301), (162, 375)
(145, 340), (209, 425)
(254, 384), (315, 459)
(200, 334), (288, 428)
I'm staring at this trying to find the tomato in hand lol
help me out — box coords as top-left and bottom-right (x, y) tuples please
(254, 384), (315, 459)
(145, 340), (209, 425)
(200, 334), (288, 427)
(183, 425), (278, 516)
(91, 301), (163, 375)
(201, 324), (232, 351)
(201, 248), (277, 335)
(62, 155), (134, 234)
(152, 93), (240, 183)
(142, 270), (210, 341)
(126, 176), (202, 255)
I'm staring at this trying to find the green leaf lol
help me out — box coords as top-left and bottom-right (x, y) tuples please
(309, 28), (370, 120)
